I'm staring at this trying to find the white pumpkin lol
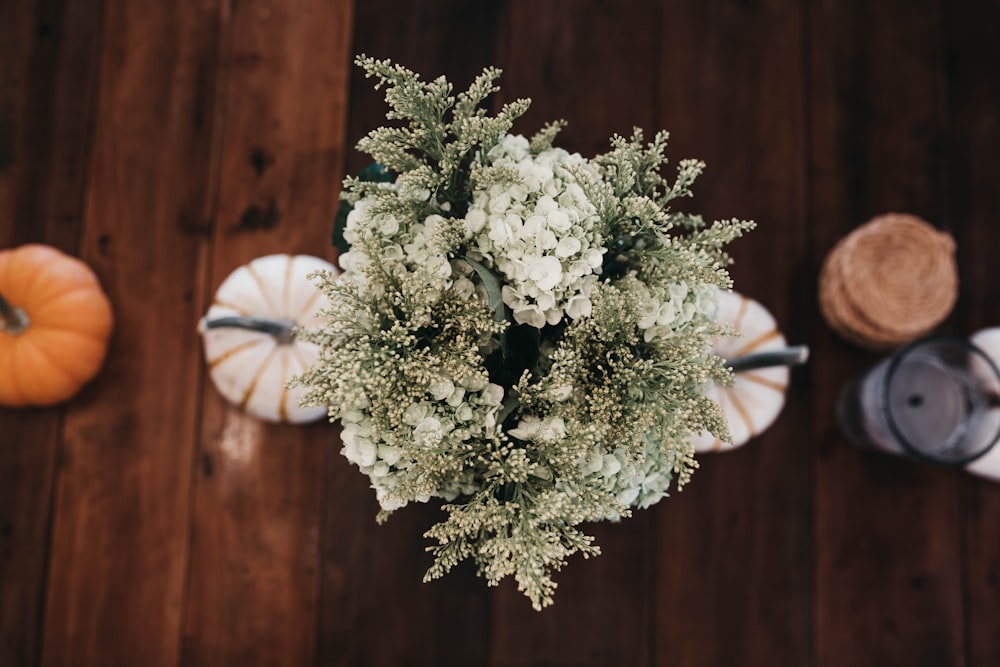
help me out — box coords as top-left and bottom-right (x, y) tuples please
(970, 327), (1000, 366)
(198, 254), (339, 424)
(964, 327), (1000, 482)
(691, 290), (791, 453)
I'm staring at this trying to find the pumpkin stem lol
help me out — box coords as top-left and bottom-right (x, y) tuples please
(725, 345), (810, 373)
(201, 315), (297, 344)
(0, 290), (29, 334)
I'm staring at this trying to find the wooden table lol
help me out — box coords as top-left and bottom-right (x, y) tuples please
(2, 1), (998, 665)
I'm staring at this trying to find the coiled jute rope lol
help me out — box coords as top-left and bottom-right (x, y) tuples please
(819, 213), (958, 350)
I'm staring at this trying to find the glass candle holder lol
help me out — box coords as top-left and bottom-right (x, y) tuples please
(836, 336), (1000, 465)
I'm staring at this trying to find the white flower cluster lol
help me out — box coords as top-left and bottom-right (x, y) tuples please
(339, 197), (457, 293)
(508, 413), (676, 519)
(579, 438), (676, 517)
(339, 376), (506, 511)
(636, 281), (721, 342)
(300, 57), (754, 610)
(464, 135), (605, 328)
(331, 175), (720, 519)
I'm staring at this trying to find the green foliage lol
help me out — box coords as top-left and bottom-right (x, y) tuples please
(353, 55), (531, 213)
(300, 56), (754, 610)
(332, 163), (393, 253)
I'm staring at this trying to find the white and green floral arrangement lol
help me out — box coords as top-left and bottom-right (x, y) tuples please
(296, 56), (753, 610)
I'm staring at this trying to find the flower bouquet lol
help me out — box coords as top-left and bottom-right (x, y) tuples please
(297, 56), (753, 609)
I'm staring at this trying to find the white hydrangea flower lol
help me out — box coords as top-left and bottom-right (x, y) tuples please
(636, 281), (721, 343)
(403, 401), (433, 426)
(377, 444), (402, 466)
(428, 378), (455, 401)
(481, 382), (505, 406)
(508, 415), (541, 441)
(414, 416), (446, 446)
(539, 417), (568, 443)
(464, 134), (606, 328)
(338, 375), (510, 512)
(298, 60), (756, 611)
(574, 432), (680, 520)
(375, 485), (408, 511)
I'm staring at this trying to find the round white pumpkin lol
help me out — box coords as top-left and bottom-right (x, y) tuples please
(199, 254), (338, 423)
(964, 327), (1000, 482)
(691, 290), (790, 453)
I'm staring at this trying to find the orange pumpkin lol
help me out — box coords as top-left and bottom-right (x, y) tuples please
(0, 244), (114, 406)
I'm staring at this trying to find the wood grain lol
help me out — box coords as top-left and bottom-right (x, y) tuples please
(318, 3), (500, 665)
(0, 1), (998, 665)
(808, 1), (966, 665)
(39, 1), (222, 664)
(342, 0), (506, 178)
(651, 1), (813, 665)
(0, 1), (103, 664)
(180, 1), (352, 666)
(489, 2), (659, 665)
(945, 1), (1000, 665)
(0, 410), (61, 667)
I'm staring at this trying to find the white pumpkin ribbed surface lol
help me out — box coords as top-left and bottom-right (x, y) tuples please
(964, 327), (1000, 482)
(691, 290), (790, 453)
(199, 254), (339, 424)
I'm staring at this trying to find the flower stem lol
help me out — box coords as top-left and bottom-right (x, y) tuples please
(0, 290), (29, 334)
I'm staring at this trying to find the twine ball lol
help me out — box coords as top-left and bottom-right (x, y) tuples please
(819, 213), (958, 350)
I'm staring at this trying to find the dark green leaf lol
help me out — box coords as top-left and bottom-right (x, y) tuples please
(460, 255), (505, 324)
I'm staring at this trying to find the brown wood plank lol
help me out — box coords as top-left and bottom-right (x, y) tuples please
(1, 2), (993, 664)
(0, 0), (104, 251)
(495, 0), (660, 158)
(650, 1), (813, 665)
(0, 412), (60, 667)
(808, 1), (967, 665)
(342, 0), (506, 178)
(488, 1), (660, 665)
(316, 3), (503, 666)
(0, 1), (104, 665)
(179, 1), (353, 665)
(0, 7), (55, 667)
(944, 2), (1000, 665)
(37, 1), (224, 665)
